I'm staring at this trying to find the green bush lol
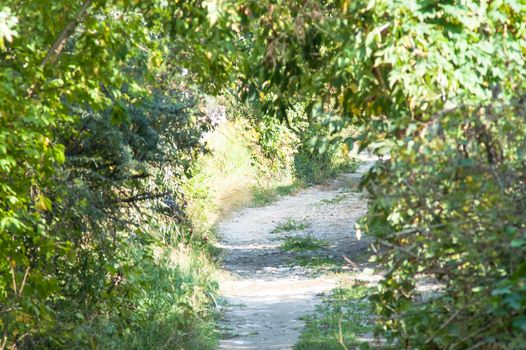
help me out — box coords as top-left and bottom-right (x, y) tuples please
(0, 2), (225, 347)
(1, 73), (220, 348)
(294, 123), (358, 184)
(294, 145), (355, 184)
(365, 96), (526, 349)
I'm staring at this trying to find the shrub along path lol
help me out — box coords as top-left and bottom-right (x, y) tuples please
(217, 155), (379, 349)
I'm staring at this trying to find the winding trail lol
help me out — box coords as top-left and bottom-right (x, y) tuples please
(217, 156), (377, 350)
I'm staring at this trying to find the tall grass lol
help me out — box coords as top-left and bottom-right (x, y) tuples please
(184, 119), (299, 227)
(93, 245), (219, 350)
(294, 283), (374, 350)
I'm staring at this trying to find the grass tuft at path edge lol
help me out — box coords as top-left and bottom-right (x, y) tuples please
(294, 281), (375, 350)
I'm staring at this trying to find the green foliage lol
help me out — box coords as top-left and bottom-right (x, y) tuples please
(184, 119), (259, 226)
(250, 186), (280, 206)
(292, 256), (339, 273)
(293, 118), (358, 184)
(272, 218), (311, 233)
(0, 1), (223, 346)
(317, 193), (349, 206)
(294, 145), (356, 185)
(3, 79), (219, 348)
(295, 282), (374, 350)
(92, 248), (218, 350)
(4, 0), (525, 348)
(183, 116), (302, 225)
(251, 182), (303, 207)
(364, 96), (526, 349)
(47, 85), (218, 349)
(280, 236), (329, 252)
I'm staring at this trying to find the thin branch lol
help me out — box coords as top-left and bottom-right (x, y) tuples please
(377, 240), (418, 258)
(450, 321), (497, 350)
(27, 0), (93, 97)
(465, 340), (488, 350)
(337, 313), (349, 350)
(342, 255), (359, 270)
(40, 0), (93, 67)
(9, 262), (17, 294)
(389, 223), (447, 238)
(17, 266), (30, 296)
(118, 191), (171, 204)
(425, 308), (463, 345)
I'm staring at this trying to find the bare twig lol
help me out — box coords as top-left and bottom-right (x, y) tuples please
(465, 340), (488, 350)
(450, 321), (497, 350)
(425, 308), (463, 344)
(18, 266), (30, 296)
(342, 255), (359, 270)
(378, 240), (418, 258)
(118, 191), (171, 204)
(9, 262), (17, 294)
(389, 223), (447, 238)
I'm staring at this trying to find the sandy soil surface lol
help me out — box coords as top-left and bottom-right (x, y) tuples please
(217, 156), (377, 350)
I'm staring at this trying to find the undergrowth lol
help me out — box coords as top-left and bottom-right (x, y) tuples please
(280, 236), (329, 252)
(272, 218), (311, 233)
(317, 193), (349, 206)
(294, 282), (375, 350)
(93, 247), (219, 350)
(184, 118), (299, 225)
(251, 181), (304, 206)
(292, 255), (342, 273)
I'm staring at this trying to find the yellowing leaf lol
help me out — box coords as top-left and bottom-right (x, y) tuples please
(36, 194), (52, 211)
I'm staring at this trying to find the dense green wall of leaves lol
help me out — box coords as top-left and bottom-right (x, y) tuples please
(0, 1), (223, 348)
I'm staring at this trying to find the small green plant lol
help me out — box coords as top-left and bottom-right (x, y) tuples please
(280, 236), (329, 252)
(219, 325), (239, 340)
(272, 218), (311, 233)
(275, 182), (304, 196)
(294, 139), (359, 185)
(251, 181), (304, 207)
(294, 283), (374, 350)
(293, 255), (340, 272)
(251, 185), (279, 206)
(317, 193), (348, 206)
(343, 184), (361, 193)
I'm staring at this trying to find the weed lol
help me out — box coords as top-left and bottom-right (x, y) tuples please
(294, 144), (360, 184)
(339, 179), (362, 193)
(293, 255), (339, 271)
(272, 218), (311, 233)
(251, 181), (304, 207)
(294, 282), (375, 350)
(251, 185), (279, 206)
(219, 324), (239, 339)
(317, 193), (348, 206)
(95, 247), (220, 350)
(280, 236), (329, 252)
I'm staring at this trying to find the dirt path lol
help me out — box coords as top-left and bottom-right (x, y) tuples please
(217, 156), (377, 350)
